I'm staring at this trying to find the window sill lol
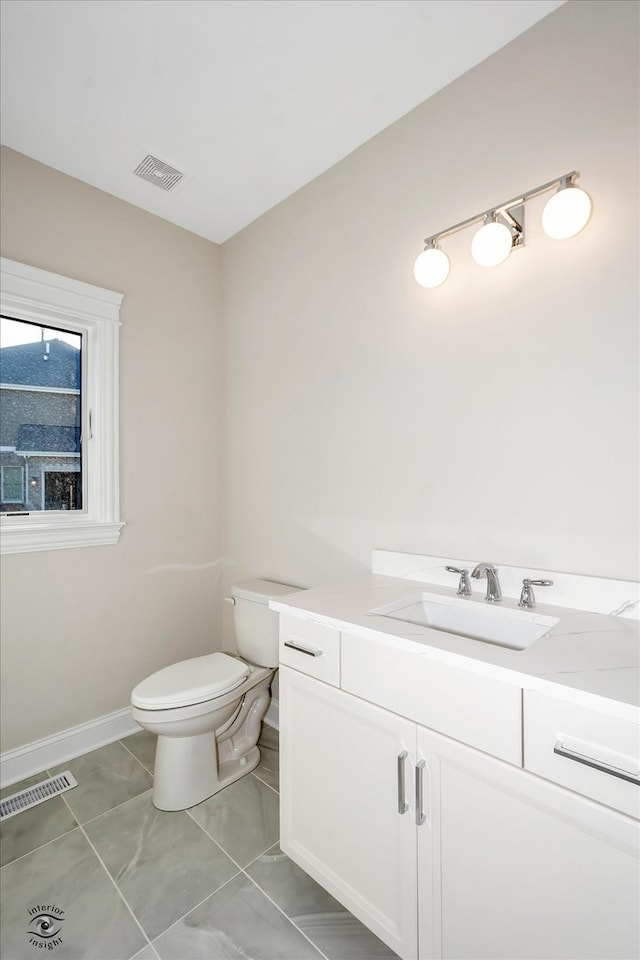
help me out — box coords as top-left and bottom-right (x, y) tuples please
(0, 518), (125, 554)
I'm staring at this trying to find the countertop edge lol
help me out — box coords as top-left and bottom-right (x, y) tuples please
(271, 595), (640, 723)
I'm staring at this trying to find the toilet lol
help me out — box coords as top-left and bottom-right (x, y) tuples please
(131, 579), (298, 811)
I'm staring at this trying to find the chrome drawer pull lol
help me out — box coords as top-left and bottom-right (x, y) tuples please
(283, 640), (323, 657)
(415, 759), (426, 826)
(397, 751), (408, 815)
(553, 741), (640, 786)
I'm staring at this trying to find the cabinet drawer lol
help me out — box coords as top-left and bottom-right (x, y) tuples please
(524, 691), (640, 819)
(341, 631), (522, 765)
(279, 614), (340, 686)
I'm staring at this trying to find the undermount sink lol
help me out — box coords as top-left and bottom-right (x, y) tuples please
(370, 592), (559, 651)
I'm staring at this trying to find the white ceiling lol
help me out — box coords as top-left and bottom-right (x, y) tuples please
(1, 0), (565, 244)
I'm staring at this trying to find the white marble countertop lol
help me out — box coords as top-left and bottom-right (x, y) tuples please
(271, 573), (640, 722)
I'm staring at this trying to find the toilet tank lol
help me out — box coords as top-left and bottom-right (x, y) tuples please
(231, 579), (300, 667)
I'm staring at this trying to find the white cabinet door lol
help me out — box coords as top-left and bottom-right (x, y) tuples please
(280, 665), (419, 959)
(417, 726), (640, 960)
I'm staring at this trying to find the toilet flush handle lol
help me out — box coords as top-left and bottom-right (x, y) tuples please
(225, 596), (236, 606)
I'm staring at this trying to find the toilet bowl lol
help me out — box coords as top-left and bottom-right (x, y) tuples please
(131, 579), (298, 811)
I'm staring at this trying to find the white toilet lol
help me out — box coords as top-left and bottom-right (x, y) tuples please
(131, 579), (298, 811)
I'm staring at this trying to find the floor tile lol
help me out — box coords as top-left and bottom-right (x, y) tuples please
(1, 728), (386, 960)
(248, 844), (400, 959)
(121, 729), (157, 774)
(131, 944), (158, 960)
(153, 872), (323, 959)
(85, 791), (239, 940)
(255, 723), (279, 791)
(0, 828), (147, 959)
(131, 946), (160, 960)
(188, 773), (279, 867)
(0, 773), (78, 867)
(49, 742), (153, 823)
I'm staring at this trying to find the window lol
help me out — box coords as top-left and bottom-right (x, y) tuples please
(1, 316), (82, 513)
(0, 258), (124, 554)
(1, 465), (24, 503)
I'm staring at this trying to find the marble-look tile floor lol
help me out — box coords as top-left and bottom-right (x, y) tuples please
(1, 725), (398, 960)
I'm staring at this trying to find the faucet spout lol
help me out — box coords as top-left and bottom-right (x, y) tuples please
(471, 562), (502, 602)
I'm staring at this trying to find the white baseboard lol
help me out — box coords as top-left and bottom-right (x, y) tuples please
(0, 707), (141, 789)
(265, 697), (279, 730)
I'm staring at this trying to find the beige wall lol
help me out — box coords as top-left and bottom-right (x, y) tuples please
(222, 0), (639, 595)
(0, 149), (226, 751)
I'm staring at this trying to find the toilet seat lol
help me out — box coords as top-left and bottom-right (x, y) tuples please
(131, 652), (250, 710)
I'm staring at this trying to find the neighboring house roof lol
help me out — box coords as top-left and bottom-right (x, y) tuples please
(0, 339), (80, 389)
(16, 424), (80, 454)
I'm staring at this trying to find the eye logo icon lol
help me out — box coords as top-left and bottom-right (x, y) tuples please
(29, 914), (64, 938)
(27, 905), (65, 949)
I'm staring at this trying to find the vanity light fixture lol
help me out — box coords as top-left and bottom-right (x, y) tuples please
(414, 171), (592, 288)
(541, 174), (593, 239)
(470, 213), (517, 268)
(413, 239), (451, 288)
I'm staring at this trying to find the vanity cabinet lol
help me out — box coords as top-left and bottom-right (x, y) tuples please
(418, 726), (640, 960)
(278, 618), (640, 960)
(523, 690), (640, 818)
(340, 628), (522, 765)
(279, 665), (419, 958)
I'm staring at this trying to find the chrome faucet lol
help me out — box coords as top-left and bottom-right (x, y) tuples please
(471, 562), (502, 602)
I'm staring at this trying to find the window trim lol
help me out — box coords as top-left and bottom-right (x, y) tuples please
(0, 257), (124, 554)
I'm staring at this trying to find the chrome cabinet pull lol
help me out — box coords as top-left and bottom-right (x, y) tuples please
(415, 759), (426, 825)
(283, 640), (322, 657)
(397, 751), (408, 814)
(553, 741), (640, 786)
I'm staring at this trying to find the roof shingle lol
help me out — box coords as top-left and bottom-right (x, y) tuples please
(0, 339), (80, 389)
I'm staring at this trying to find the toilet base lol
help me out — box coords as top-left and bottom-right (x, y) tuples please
(218, 745), (260, 792)
(148, 672), (274, 811)
(152, 733), (261, 811)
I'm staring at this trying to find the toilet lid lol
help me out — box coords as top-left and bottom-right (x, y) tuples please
(131, 653), (250, 709)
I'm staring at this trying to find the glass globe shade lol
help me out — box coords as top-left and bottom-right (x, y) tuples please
(471, 220), (513, 267)
(413, 247), (450, 288)
(542, 185), (592, 240)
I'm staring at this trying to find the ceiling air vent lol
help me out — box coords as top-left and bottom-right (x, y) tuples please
(133, 154), (184, 192)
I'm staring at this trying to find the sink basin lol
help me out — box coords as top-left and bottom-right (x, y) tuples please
(370, 592), (559, 651)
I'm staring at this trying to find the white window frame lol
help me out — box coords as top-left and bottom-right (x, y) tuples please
(0, 257), (124, 554)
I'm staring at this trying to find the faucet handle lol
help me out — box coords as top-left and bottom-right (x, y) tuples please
(518, 578), (553, 609)
(445, 566), (472, 597)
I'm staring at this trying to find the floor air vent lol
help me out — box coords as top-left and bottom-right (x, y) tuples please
(0, 771), (78, 821)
